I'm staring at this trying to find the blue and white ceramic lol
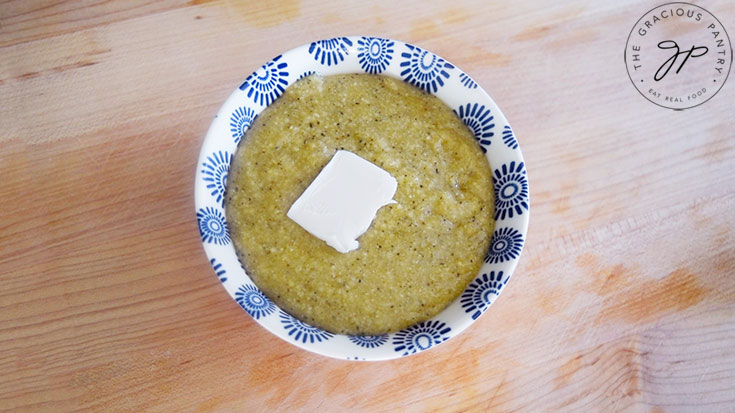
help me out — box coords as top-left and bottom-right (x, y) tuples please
(195, 36), (529, 361)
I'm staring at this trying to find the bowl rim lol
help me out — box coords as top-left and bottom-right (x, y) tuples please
(194, 35), (529, 361)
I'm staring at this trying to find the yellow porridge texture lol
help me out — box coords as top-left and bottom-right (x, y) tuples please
(226, 74), (494, 335)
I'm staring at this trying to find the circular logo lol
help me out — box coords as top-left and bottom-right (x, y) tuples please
(625, 2), (733, 110)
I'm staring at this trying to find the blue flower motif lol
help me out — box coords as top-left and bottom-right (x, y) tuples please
(297, 70), (316, 81)
(485, 227), (524, 264)
(239, 55), (289, 106)
(201, 150), (230, 206)
(393, 320), (451, 356)
(502, 125), (518, 149)
(196, 207), (230, 245)
(461, 271), (507, 320)
(349, 334), (389, 349)
(236, 284), (276, 319)
(456, 103), (495, 153)
(229, 107), (256, 144)
(210, 258), (227, 282)
(357, 37), (394, 74)
(308, 37), (353, 66)
(493, 161), (529, 220)
(279, 311), (334, 343)
(399, 44), (454, 93)
(459, 72), (478, 89)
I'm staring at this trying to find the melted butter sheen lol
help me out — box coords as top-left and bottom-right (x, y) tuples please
(226, 74), (494, 335)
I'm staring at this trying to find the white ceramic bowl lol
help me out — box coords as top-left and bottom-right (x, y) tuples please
(195, 36), (529, 360)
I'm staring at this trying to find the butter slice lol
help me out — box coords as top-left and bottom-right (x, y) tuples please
(287, 150), (398, 253)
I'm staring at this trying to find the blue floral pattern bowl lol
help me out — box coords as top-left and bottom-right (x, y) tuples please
(195, 36), (529, 361)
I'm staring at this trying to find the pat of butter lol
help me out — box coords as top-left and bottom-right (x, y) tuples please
(287, 150), (398, 253)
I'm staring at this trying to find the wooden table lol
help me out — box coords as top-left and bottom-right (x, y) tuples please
(2, 0), (734, 411)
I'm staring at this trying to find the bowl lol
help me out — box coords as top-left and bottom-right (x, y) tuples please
(194, 36), (529, 361)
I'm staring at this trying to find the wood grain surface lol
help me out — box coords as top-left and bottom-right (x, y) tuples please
(2, 0), (734, 411)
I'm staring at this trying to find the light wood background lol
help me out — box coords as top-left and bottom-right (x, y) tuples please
(2, 0), (734, 411)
